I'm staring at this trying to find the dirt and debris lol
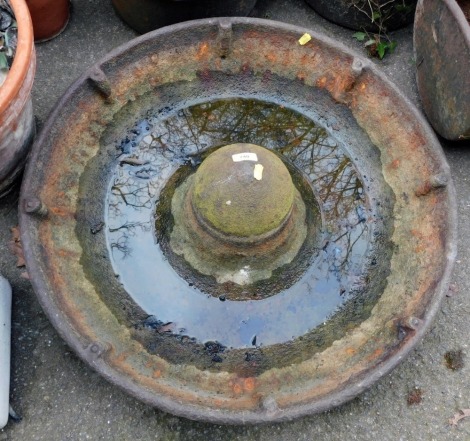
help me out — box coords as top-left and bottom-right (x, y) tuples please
(457, 0), (470, 23)
(449, 409), (470, 427)
(204, 341), (226, 362)
(137, 316), (175, 333)
(8, 226), (25, 268)
(444, 350), (465, 371)
(447, 283), (458, 297)
(406, 387), (423, 406)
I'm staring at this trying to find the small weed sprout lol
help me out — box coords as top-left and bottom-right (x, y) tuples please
(350, 0), (413, 58)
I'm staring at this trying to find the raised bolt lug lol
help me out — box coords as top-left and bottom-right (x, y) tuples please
(398, 316), (423, 340)
(89, 67), (112, 98)
(430, 173), (448, 188)
(351, 57), (364, 76)
(406, 316), (423, 330)
(217, 19), (233, 59)
(24, 197), (48, 217)
(87, 342), (110, 358)
(261, 396), (279, 416)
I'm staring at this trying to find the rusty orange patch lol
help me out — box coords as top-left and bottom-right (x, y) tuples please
(366, 348), (384, 362)
(243, 377), (256, 392)
(50, 207), (70, 217)
(317, 77), (327, 87)
(196, 42), (209, 59)
(115, 352), (129, 363)
(232, 383), (243, 395)
(414, 245), (426, 253)
(265, 53), (277, 62)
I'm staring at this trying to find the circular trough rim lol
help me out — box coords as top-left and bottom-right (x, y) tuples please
(19, 17), (457, 424)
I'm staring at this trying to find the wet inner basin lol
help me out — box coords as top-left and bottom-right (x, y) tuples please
(106, 97), (374, 350)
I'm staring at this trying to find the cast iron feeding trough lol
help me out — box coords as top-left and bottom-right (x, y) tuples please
(20, 18), (456, 424)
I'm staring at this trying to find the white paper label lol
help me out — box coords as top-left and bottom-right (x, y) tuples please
(232, 152), (258, 162)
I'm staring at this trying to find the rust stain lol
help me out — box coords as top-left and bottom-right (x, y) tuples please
(265, 53), (277, 62)
(56, 248), (80, 259)
(415, 182), (432, 197)
(115, 351), (130, 364)
(196, 42), (209, 60)
(35, 224), (98, 344)
(50, 206), (73, 217)
(317, 76), (327, 87)
(243, 377), (256, 392)
(414, 245), (426, 253)
(366, 348), (384, 362)
(232, 383), (243, 395)
(410, 229), (424, 239)
(229, 377), (256, 395)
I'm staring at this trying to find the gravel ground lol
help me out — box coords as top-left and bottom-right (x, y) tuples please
(0, 0), (469, 439)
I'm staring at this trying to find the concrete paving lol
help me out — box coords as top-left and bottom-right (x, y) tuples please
(0, 0), (469, 439)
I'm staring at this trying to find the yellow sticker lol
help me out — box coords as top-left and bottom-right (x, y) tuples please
(298, 33), (312, 46)
(254, 164), (264, 181)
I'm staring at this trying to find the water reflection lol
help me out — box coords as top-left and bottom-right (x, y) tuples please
(106, 98), (370, 348)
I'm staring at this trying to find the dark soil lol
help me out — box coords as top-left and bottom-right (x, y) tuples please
(444, 349), (465, 371)
(457, 0), (470, 23)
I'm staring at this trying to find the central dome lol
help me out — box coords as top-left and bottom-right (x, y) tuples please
(191, 143), (295, 240)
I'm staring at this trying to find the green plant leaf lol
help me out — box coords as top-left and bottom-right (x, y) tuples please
(372, 11), (381, 22)
(388, 41), (397, 52)
(377, 42), (386, 59)
(353, 31), (367, 41)
(395, 3), (413, 12)
(0, 52), (8, 69)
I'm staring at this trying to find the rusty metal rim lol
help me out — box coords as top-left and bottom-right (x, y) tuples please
(19, 18), (457, 424)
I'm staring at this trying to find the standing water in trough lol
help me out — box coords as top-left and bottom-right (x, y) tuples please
(101, 97), (385, 374)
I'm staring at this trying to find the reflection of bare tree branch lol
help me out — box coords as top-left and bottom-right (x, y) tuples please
(108, 98), (370, 283)
(327, 222), (367, 277)
(111, 235), (132, 259)
(109, 220), (152, 259)
(109, 221), (151, 233)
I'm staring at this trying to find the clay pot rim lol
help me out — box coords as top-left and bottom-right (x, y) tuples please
(0, 0), (34, 115)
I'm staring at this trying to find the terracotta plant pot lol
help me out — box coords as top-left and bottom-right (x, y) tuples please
(112, 0), (257, 34)
(305, 0), (417, 32)
(25, 0), (70, 42)
(414, 0), (470, 140)
(0, 0), (36, 198)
